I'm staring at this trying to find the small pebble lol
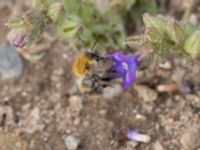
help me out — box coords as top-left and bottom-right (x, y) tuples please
(159, 61), (172, 70)
(135, 114), (146, 122)
(125, 141), (138, 150)
(68, 95), (83, 116)
(0, 45), (23, 80)
(103, 84), (122, 100)
(30, 107), (40, 120)
(180, 125), (200, 150)
(154, 141), (164, 150)
(157, 83), (177, 93)
(171, 67), (185, 83)
(64, 135), (81, 150)
(22, 107), (44, 134)
(136, 85), (157, 102)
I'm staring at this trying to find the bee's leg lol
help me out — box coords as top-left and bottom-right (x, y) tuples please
(80, 76), (94, 93)
(80, 74), (112, 94)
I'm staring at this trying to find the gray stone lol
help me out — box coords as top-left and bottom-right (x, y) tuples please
(0, 45), (23, 80)
(122, 141), (137, 150)
(64, 135), (80, 150)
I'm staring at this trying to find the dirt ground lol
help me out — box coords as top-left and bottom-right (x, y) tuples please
(0, 0), (200, 150)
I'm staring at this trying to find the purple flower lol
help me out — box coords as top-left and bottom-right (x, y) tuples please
(12, 34), (26, 48)
(127, 129), (150, 143)
(106, 52), (138, 89)
(179, 85), (191, 94)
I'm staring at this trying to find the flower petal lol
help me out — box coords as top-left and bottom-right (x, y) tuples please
(115, 71), (126, 78)
(105, 54), (114, 59)
(106, 54), (121, 64)
(105, 52), (138, 90)
(129, 62), (137, 73)
(127, 55), (137, 63)
(127, 57), (138, 72)
(126, 71), (135, 83)
(127, 129), (151, 143)
(122, 71), (136, 89)
(112, 64), (124, 72)
(114, 52), (127, 61)
(123, 78), (132, 89)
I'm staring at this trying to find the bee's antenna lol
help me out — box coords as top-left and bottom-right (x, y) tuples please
(89, 39), (98, 52)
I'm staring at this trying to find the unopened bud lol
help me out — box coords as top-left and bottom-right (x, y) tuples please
(7, 29), (28, 48)
(32, 0), (48, 11)
(145, 27), (163, 43)
(7, 10), (48, 48)
(125, 35), (144, 49)
(7, 26), (42, 48)
(47, 2), (65, 23)
(13, 35), (26, 48)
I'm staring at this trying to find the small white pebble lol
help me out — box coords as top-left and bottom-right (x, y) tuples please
(135, 114), (146, 121)
(64, 135), (80, 150)
(156, 84), (177, 92)
(62, 53), (68, 59)
(134, 133), (151, 143)
(103, 84), (122, 100)
(157, 85), (166, 92)
(159, 61), (171, 70)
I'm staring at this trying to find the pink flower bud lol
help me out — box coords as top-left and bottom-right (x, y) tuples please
(12, 34), (25, 48)
(7, 29), (27, 48)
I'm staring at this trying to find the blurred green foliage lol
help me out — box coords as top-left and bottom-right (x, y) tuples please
(7, 0), (160, 51)
(58, 0), (126, 49)
(58, 0), (158, 49)
(127, 13), (200, 60)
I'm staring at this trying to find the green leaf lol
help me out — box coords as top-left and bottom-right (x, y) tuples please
(184, 31), (200, 58)
(58, 18), (80, 39)
(181, 21), (197, 37)
(143, 13), (168, 34)
(166, 20), (186, 44)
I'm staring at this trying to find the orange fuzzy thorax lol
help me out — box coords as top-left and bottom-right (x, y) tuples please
(72, 55), (91, 77)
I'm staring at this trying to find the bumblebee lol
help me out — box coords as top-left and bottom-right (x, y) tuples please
(72, 52), (114, 93)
